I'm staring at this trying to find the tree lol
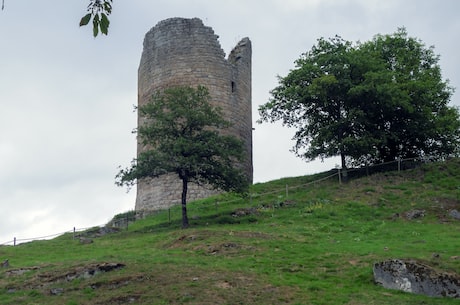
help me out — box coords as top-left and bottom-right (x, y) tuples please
(351, 28), (459, 163)
(258, 36), (360, 170)
(258, 28), (459, 169)
(80, 0), (113, 37)
(116, 86), (249, 228)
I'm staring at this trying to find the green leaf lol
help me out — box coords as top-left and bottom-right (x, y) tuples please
(103, 1), (112, 14)
(92, 14), (100, 37)
(100, 13), (110, 35)
(79, 13), (92, 26)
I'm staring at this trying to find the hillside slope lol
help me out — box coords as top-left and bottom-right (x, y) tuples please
(1, 159), (459, 304)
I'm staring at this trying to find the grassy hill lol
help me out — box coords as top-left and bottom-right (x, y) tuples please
(1, 159), (459, 304)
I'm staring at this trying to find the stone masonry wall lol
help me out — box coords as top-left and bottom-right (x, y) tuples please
(136, 17), (252, 213)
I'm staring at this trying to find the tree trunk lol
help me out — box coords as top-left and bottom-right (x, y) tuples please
(340, 153), (348, 182)
(340, 153), (347, 169)
(181, 177), (189, 229)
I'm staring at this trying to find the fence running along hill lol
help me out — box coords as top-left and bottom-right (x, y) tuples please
(1, 157), (441, 246)
(124, 157), (439, 225)
(1, 226), (105, 247)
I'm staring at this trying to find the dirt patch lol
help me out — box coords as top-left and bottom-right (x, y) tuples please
(231, 207), (259, 217)
(424, 197), (460, 222)
(90, 274), (145, 290)
(164, 230), (272, 256)
(37, 262), (125, 284)
(93, 265), (299, 305)
(94, 295), (141, 305)
(165, 230), (217, 248)
(233, 231), (272, 239)
(5, 265), (41, 276)
(9, 262), (125, 291)
(6, 263), (298, 304)
(215, 280), (233, 289)
(432, 197), (459, 209)
(165, 230), (273, 250)
(199, 242), (256, 255)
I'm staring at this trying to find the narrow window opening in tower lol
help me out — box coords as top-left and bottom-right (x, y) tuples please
(231, 81), (236, 93)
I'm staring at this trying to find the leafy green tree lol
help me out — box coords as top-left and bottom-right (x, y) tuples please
(116, 86), (249, 228)
(258, 36), (358, 170)
(259, 28), (459, 169)
(351, 28), (459, 163)
(80, 0), (112, 37)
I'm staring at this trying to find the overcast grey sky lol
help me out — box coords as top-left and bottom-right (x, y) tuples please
(1, 0), (459, 244)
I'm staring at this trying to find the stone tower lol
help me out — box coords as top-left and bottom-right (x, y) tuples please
(136, 17), (252, 213)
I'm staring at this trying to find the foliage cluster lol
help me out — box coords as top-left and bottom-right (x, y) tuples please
(116, 86), (249, 228)
(259, 28), (460, 168)
(79, 0), (112, 37)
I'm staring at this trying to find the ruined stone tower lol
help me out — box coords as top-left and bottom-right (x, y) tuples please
(136, 17), (252, 212)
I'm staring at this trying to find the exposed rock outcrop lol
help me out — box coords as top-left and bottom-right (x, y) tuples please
(449, 209), (460, 220)
(373, 259), (460, 298)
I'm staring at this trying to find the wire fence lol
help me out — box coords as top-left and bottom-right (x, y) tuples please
(1, 157), (436, 246)
(132, 157), (434, 225)
(0, 225), (106, 247)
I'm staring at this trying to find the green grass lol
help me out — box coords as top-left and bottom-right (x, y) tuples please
(1, 159), (460, 304)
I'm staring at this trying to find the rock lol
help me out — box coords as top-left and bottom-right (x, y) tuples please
(5, 266), (40, 276)
(373, 259), (460, 298)
(98, 226), (121, 236)
(404, 209), (425, 220)
(79, 237), (93, 244)
(79, 226), (120, 239)
(97, 262), (125, 272)
(50, 287), (64, 295)
(231, 208), (258, 217)
(280, 200), (296, 207)
(449, 209), (460, 220)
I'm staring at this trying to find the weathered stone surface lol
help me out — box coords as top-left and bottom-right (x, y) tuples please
(80, 226), (121, 238)
(136, 17), (252, 212)
(79, 237), (93, 244)
(50, 287), (64, 296)
(5, 266), (40, 276)
(373, 259), (460, 298)
(449, 209), (460, 220)
(231, 207), (258, 217)
(404, 209), (425, 220)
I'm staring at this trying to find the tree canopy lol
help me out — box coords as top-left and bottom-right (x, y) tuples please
(259, 28), (459, 169)
(116, 85), (249, 228)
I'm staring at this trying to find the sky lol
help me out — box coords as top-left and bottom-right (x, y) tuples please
(1, 0), (459, 244)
